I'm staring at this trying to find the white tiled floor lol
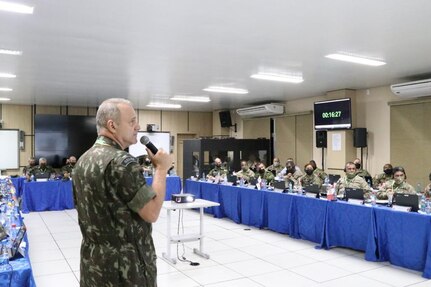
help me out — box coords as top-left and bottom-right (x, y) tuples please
(23, 208), (431, 287)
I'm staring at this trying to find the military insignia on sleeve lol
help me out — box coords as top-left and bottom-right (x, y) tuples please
(121, 156), (137, 167)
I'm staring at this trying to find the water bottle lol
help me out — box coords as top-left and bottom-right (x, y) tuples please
(417, 183), (422, 194)
(367, 179), (373, 188)
(239, 177), (244, 187)
(30, 174), (35, 182)
(421, 194), (427, 212)
(195, 169), (199, 180)
(324, 176), (329, 186)
(261, 179), (267, 190)
(289, 182), (293, 193)
(371, 191), (376, 206)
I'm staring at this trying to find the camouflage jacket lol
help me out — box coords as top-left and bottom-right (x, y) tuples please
(30, 165), (54, 178)
(335, 175), (371, 196)
(373, 173), (392, 188)
(356, 169), (371, 178)
(313, 168), (327, 181)
(300, 173), (322, 187)
(377, 179), (415, 199)
(266, 164), (283, 175)
(207, 166), (228, 178)
(256, 170), (275, 184)
(235, 168), (255, 182)
(73, 136), (157, 287)
(61, 164), (75, 175)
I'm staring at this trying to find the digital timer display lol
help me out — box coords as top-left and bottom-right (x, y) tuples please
(314, 98), (352, 130)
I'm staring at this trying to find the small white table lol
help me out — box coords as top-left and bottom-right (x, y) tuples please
(161, 199), (220, 264)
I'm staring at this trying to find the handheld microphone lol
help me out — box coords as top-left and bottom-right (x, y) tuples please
(140, 136), (158, 155)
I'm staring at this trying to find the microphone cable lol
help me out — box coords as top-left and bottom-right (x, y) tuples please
(176, 209), (200, 266)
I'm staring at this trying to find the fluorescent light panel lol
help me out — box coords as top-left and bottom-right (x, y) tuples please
(0, 49), (22, 55)
(146, 103), (182, 109)
(0, 87), (12, 91)
(203, 86), (248, 94)
(325, 53), (386, 66)
(0, 1), (34, 14)
(0, 97), (11, 101)
(0, 73), (16, 78)
(251, 73), (303, 83)
(170, 95), (211, 102)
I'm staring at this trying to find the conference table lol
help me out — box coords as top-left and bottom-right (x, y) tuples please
(184, 179), (431, 278)
(20, 176), (182, 213)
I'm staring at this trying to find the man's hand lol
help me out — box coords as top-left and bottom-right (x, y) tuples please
(146, 148), (170, 172)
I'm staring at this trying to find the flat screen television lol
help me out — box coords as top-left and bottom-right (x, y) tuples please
(314, 98), (352, 130)
(35, 115), (97, 168)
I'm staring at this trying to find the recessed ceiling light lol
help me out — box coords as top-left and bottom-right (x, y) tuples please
(0, 97), (11, 101)
(0, 1), (34, 14)
(170, 95), (211, 103)
(0, 73), (16, 78)
(251, 73), (304, 83)
(0, 87), (13, 92)
(325, 53), (386, 66)
(146, 103), (182, 109)
(0, 49), (22, 55)
(203, 86), (248, 94)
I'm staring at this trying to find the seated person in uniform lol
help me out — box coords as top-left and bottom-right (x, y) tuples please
(300, 163), (322, 188)
(423, 172), (431, 197)
(207, 157), (227, 181)
(267, 157), (283, 175)
(23, 157), (37, 176)
(372, 163), (393, 188)
(167, 162), (176, 176)
(255, 163), (274, 184)
(61, 155), (77, 180)
(377, 166), (415, 199)
(141, 155), (153, 176)
(280, 161), (302, 185)
(30, 157), (54, 180)
(286, 158), (303, 175)
(309, 160), (327, 181)
(335, 162), (371, 197)
(234, 160), (255, 182)
(353, 158), (371, 178)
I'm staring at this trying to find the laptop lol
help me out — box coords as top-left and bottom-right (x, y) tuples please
(227, 174), (238, 183)
(273, 180), (286, 190)
(34, 173), (50, 181)
(304, 184), (320, 194)
(393, 193), (419, 212)
(328, 174), (341, 184)
(345, 188), (364, 200)
(248, 178), (258, 186)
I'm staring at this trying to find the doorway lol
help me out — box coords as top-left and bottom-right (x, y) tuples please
(176, 133), (196, 179)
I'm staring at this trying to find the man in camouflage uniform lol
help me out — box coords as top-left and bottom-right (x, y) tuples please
(373, 163), (393, 188)
(207, 157), (227, 181)
(377, 166), (415, 200)
(235, 160), (255, 182)
(309, 160), (327, 182)
(335, 162), (371, 197)
(300, 163), (322, 188)
(353, 158), (371, 178)
(61, 155), (77, 180)
(30, 157), (54, 179)
(73, 98), (171, 287)
(280, 161), (302, 186)
(22, 157), (36, 176)
(255, 163), (274, 184)
(267, 157), (283, 175)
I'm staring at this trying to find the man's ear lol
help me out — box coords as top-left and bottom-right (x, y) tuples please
(107, 120), (117, 133)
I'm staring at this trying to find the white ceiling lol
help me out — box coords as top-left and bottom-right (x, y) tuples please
(1, 0), (431, 111)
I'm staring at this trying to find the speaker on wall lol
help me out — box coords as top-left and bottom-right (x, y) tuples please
(354, 128), (367, 148)
(316, 130), (327, 148)
(219, 111), (232, 128)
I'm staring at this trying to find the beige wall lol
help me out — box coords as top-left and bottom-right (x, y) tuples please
(1, 104), (212, 175)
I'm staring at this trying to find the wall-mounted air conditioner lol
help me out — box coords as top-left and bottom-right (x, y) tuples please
(390, 79), (431, 98)
(236, 104), (284, 118)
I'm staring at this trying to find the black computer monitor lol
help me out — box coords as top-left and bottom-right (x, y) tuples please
(345, 188), (364, 200)
(393, 193), (419, 212)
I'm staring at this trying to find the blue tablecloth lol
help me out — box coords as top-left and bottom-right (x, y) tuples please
(11, 177), (26, 197)
(321, 200), (373, 252)
(183, 180), (431, 278)
(219, 185), (241, 223)
(145, 176), (182, 200)
(21, 180), (74, 213)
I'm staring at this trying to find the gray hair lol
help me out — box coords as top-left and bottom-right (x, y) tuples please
(39, 157), (47, 163)
(96, 98), (132, 133)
